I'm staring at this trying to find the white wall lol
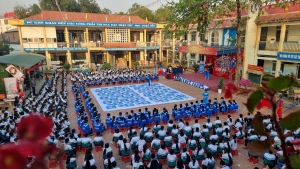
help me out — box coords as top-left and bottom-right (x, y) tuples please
(283, 63), (297, 75)
(266, 26), (276, 41)
(263, 60), (273, 73)
(287, 25), (300, 41)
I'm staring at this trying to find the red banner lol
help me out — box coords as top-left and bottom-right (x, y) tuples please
(248, 64), (264, 73)
(178, 44), (218, 55)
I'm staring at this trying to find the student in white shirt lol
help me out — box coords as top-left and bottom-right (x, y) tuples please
(178, 131), (187, 145)
(230, 135), (238, 150)
(103, 143), (113, 159)
(136, 135), (146, 152)
(157, 144), (169, 159)
(81, 133), (93, 149)
(151, 134), (161, 150)
(178, 119), (185, 131)
(188, 155), (200, 169)
(193, 119), (201, 130)
(132, 155), (143, 169)
(82, 153), (96, 168)
(103, 152), (116, 167)
(167, 149), (177, 168)
(141, 144), (151, 162)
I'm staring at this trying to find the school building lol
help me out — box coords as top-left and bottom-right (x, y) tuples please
(9, 11), (164, 70)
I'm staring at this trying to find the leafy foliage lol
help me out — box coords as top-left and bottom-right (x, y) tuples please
(102, 63), (111, 69)
(63, 63), (71, 70)
(290, 154), (300, 169)
(280, 112), (300, 132)
(246, 90), (263, 113)
(0, 42), (14, 56)
(127, 3), (155, 22)
(252, 114), (268, 136)
(238, 78), (252, 88)
(134, 61), (140, 67)
(266, 76), (298, 92)
(248, 140), (270, 156)
(217, 78), (223, 89)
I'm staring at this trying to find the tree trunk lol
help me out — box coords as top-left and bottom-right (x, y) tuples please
(234, 0), (242, 85)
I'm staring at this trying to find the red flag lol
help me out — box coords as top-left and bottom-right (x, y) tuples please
(277, 99), (283, 118)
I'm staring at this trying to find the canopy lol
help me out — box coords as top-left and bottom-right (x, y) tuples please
(0, 52), (46, 69)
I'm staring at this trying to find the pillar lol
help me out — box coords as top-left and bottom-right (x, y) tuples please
(42, 27), (47, 48)
(86, 50), (91, 68)
(159, 30), (162, 61)
(172, 33), (176, 63)
(128, 29), (131, 42)
(144, 49), (147, 61)
(105, 28), (108, 42)
(154, 51), (157, 62)
(85, 28), (89, 46)
(140, 31), (143, 42)
(128, 51), (132, 68)
(166, 49), (169, 63)
(140, 51), (144, 62)
(18, 26), (23, 52)
(144, 29), (147, 42)
(275, 60), (281, 77)
(45, 51), (51, 70)
(67, 51), (72, 67)
(278, 22), (286, 52)
(105, 52), (109, 63)
(64, 27), (70, 47)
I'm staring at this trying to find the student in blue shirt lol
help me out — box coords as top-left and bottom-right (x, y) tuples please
(146, 112), (153, 125)
(81, 119), (92, 135)
(116, 112), (123, 121)
(118, 117), (126, 130)
(194, 105), (200, 118)
(154, 111), (161, 124)
(184, 107), (191, 119)
(139, 113), (147, 128)
(172, 105), (178, 118)
(126, 115), (133, 128)
(94, 119), (105, 133)
(105, 113), (112, 128)
(162, 108), (169, 123)
(133, 113), (139, 127)
(174, 107), (181, 121)
(232, 100), (239, 112)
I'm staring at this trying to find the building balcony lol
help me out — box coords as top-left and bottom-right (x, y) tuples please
(282, 41), (300, 52)
(258, 41), (279, 51)
(22, 42), (88, 51)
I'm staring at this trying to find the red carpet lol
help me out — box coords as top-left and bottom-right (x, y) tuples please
(180, 73), (230, 89)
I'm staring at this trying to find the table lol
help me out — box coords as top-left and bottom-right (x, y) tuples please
(3, 99), (14, 106)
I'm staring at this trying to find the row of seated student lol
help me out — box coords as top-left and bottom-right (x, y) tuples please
(84, 74), (159, 87)
(103, 99), (239, 130)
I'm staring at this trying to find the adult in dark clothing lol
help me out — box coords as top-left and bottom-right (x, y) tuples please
(30, 77), (36, 95)
(146, 154), (158, 169)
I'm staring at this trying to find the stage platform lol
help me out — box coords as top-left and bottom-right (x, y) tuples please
(180, 72), (230, 89)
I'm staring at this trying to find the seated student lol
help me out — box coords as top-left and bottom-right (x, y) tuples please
(66, 153), (77, 169)
(93, 132), (104, 147)
(226, 115), (234, 127)
(230, 135), (238, 151)
(263, 115), (271, 126)
(154, 112), (161, 124)
(181, 148), (191, 165)
(221, 149), (233, 167)
(222, 128), (231, 141)
(153, 122), (161, 134)
(167, 149), (177, 168)
(210, 131), (219, 142)
(140, 124), (148, 138)
(146, 112), (153, 126)
(142, 144), (151, 162)
(232, 100), (239, 112)
(157, 144), (169, 159)
(164, 131), (173, 147)
(263, 150), (277, 168)
(193, 144), (205, 161)
(184, 107), (191, 119)
(82, 154), (96, 169)
(139, 113), (147, 128)
(216, 124), (223, 137)
(118, 117), (127, 130)
(120, 138), (131, 156)
(174, 107), (181, 121)
(201, 125), (210, 138)
(178, 130), (187, 146)
(104, 152), (116, 169)
(151, 134), (161, 151)
(244, 130), (259, 148)
(202, 153), (216, 169)
(126, 116), (134, 128)
(188, 136), (197, 151)
(136, 135), (146, 152)
(130, 131), (140, 150)
(110, 117), (118, 131)
(64, 138), (75, 155)
(94, 119), (105, 134)
(189, 155), (200, 169)
(207, 141), (218, 156)
(206, 119), (213, 131)
(81, 119), (93, 135)
(235, 127), (245, 139)
(234, 119), (243, 130)
(167, 120), (174, 132)
(144, 128), (154, 143)
(214, 116), (222, 128)
(103, 143), (113, 160)
(133, 155), (143, 169)
(162, 108), (169, 123)
(104, 78), (109, 86)
(128, 126), (136, 140)
(171, 124), (179, 139)
(117, 135), (124, 150)
(178, 119), (185, 131)
(112, 129), (123, 143)
(158, 126), (167, 140)
(184, 122), (192, 137)
(82, 133), (93, 150)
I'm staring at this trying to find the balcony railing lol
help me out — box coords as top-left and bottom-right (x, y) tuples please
(258, 41), (278, 51)
(282, 41), (300, 52)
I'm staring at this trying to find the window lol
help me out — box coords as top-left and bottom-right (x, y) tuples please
(191, 31), (196, 41)
(190, 54), (196, 60)
(276, 26), (281, 42)
(4, 19), (8, 25)
(199, 55), (205, 61)
(39, 38), (44, 42)
(199, 33), (205, 42)
(107, 28), (128, 42)
(46, 38), (52, 43)
(27, 38), (33, 42)
(22, 38), (28, 43)
(260, 27), (268, 41)
(33, 38), (39, 42)
(211, 31), (219, 45)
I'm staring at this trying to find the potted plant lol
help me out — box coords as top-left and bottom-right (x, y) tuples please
(217, 78), (224, 94)
(101, 62), (111, 69)
(238, 78), (252, 93)
(192, 63), (199, 73)
(270, 38), (275, 44)
(63, 63), (71, 73)
(133, 61), (140, 70)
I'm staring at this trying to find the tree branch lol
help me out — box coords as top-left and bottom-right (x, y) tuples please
(271, 100), (291, 169)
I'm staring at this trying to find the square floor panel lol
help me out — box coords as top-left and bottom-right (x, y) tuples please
(90, 82), (195, 111)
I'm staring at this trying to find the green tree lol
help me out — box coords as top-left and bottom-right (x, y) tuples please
(154, 5), (172, 23)
(60, 0), (80, 12)
(14, 4), (30, 19)
(101, 8), (112, 14)
(127, 3), (155, 22)
(39, 0), (58, 11)
(28, 3), (42, 16)
(79, 0), (101, 13)
(0, 42), (13, 56)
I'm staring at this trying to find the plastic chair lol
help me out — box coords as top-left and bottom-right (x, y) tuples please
(122, 155), (131, 163)
(237, 138), (244, 144)
(49, 160), (57, 168)
(231, 149), (238, 155)
(95, 146), (103, 152)
(159, 158), (167, 165)
(83, 148), (89, 154)
(76, 146), (82, 152)
(62, 154), (68, 160)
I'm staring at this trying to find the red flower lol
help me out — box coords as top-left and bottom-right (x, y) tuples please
(0, 143), (27, 169)
(224, 83), (238, 99)
(17, 115), (53, 141)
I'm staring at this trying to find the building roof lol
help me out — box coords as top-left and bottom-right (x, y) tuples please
(24, 11), (154, 24)
(257, 11), (300, 23)
(102, 42), (136, 48)
(4, 28), (18, 33)
(0, 52), (45, 69)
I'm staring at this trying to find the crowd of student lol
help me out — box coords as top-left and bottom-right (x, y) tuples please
(70, 68), (159, 87)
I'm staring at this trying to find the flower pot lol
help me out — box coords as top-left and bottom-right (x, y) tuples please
(270, 40), (275, 44)
(218, 89), (222, 94)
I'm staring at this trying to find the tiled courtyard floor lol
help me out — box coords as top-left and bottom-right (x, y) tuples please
(61, 73), (279, 169)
